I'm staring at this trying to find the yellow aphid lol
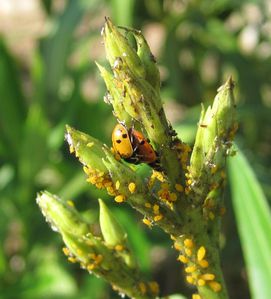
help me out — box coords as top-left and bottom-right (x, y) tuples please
(107, 186), (116, 196)
(184, 238), (194, 248)
(62, 247), (70, 256)
(87, 142), (94, 148)
(104, 181), (113, 188)
(198, 259), (209, 268)
(200, 273), (215, 281)
(115, 180), (120, 190)
(114, 195), (125, 203)
(185, 265), (196, 273)
(145, 202), (151, 208)
(115, 244), (124, 251)
(175, 184), (184, 192)
(80, 134), (87, 141)
(148, 281), (160, 295)
(87, 177), (94, 183)
(197, 279), (206, 286)
(142, 218), (152, 227)
(67, 200), (75, 207)
(97, 171), (104, 177)
(138, 282), (147, 294)
(69, 145), (75, 153)
(177, 255), (189, 263)
(153, 204), (160, 214)
(95, 254), (103, 264)
(192, 294), (201, 299)
(88, 253), (96, 259)
(83, 166), (90, 174)
(185, 248), (192, 257)
(197, 246), (206, 261)
(76, 249), (83, 256)
(208, 281), (222, 292)
(68, 256), (77, 263)
(186, 179), (192, 185)
(186, 275), (195, 284)
(210, 165), (218, 174)
(128, 182), (136, 193)
(169, 192), (177, 201)
(174, 242), (182, 251)
(154, 214), (163, 221)
(153, 171), (165, 182)
(87, 263), (95, 271)
(157, 189), (163, 196)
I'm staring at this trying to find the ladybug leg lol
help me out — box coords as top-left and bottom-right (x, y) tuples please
(128, 127), (134, 145)
(149, 160), (162, 171)
(125, 155), (141, 165)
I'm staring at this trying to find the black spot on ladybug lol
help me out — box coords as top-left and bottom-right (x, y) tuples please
(116, 140), (121, 144)
(140, 140), (145, 145)
(122, 134), (128, 138)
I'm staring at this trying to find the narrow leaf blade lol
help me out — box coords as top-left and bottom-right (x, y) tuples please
(228, 148), (271, 299)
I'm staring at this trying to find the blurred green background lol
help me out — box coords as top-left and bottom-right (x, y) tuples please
(1, 0), (271, 298)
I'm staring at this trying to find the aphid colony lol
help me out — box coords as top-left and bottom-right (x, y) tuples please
(112, 123), (160, 169)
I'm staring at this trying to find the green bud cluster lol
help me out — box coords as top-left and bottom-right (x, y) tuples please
(65, 125), (109, 174)
(37, 19), (238, 299)
(99, 199), (136, 268)
(36, 191), (157, 299)
(189, 77), (237, 199)
(98, 17), (184, 184)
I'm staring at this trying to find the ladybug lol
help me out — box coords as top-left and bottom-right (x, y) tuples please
(130, 128), (158, 165)
(112, 123), (134, 159)
(112, 123), (160, 169)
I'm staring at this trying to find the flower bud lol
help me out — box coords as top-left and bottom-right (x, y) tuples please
(98, 198), (126, 246)
(99, 198), (137, 268)
(119, 27), (160, 91)
(65, 125), (108, 173)
(190, 77), (236, 185)
(36, 191), (90, 236)
(102, 17), (145, 79)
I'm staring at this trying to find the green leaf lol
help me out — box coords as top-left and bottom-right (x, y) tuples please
(0, 164), (14, 190)
(0, 40), (26, 158)
(110, 0), (135, 26)
(18, 104), (49, 186)
(228, 148), (271, 299)
(40, 0), (100, 102)
(20, 248), (77, 299)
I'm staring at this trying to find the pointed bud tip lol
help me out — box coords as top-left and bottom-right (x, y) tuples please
(217, 76), (235, 92)
(224, 75), (235, 91)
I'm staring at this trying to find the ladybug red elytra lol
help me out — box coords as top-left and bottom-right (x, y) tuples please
(130, 128), (158, 164)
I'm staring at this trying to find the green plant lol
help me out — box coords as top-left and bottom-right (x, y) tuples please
(37, 19), (239, 299)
